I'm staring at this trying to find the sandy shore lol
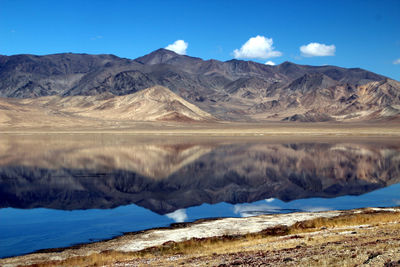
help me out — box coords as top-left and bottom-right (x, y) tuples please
(2, 121), (400, 137)
(1, 207), (400, 266)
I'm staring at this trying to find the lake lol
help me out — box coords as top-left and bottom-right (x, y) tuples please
(1, 134), (399, 258)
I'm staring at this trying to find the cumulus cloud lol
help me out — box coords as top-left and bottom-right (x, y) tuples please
(165, 209), (188, 222)
(300, 42), (336, 57)
(265, 61), (276, 66)
(394, 58), (400, 65)
(233, 35), (282, 59)
(165, 40), (188, 55)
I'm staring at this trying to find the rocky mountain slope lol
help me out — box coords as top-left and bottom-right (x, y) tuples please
(0, 49), (399, 122)
(0, 86), (215, 125)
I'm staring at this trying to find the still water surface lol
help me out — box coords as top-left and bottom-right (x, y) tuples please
(1, 134), (399, 258)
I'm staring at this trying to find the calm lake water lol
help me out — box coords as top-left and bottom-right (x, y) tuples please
(1, 134), (399, 258)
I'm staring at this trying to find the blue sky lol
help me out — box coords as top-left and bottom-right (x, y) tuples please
(1, 0), (399, 79)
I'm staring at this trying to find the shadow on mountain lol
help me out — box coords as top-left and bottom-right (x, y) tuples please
(1, 50), (400, 122)
(1, 136), (399, 214)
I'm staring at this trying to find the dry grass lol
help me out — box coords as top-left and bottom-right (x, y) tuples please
(27, 210), (400, 267)
(289, 209), (400, 231)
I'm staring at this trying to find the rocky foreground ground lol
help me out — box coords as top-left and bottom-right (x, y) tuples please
(128, 219), (400, 266)
(1, 207), (400, 266)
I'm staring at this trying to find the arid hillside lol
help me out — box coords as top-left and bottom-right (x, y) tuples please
(0, 86), (216, 127)
(1, 50), (400, 123)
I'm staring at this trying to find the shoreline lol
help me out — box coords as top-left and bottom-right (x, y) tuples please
(1, 130), (400, 138)
(1, 121), (400, 136)
(1, 207), (400, 266)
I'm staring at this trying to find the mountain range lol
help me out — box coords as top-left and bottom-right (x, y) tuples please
(1, 48), (400, 123)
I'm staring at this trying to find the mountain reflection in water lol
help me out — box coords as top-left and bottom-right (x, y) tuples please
(1, 134), (399, 215)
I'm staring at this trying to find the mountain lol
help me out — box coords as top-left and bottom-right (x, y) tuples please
(0, 49), (399, 122)
(0, 53), (134, 97)
(1, 140), (399, 213)
(0, 86), (216, 125)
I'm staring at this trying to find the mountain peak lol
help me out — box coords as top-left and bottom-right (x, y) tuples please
(278, 61), (298, 67)
(138, 85), (177, 98)
(135, 48), (180, 65)
(152, 48), (179, 55)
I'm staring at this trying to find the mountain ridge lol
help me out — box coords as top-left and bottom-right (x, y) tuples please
(0, 49), (399, 122)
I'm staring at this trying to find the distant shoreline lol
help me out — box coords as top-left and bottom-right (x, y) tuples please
(1, 122), (400, 137)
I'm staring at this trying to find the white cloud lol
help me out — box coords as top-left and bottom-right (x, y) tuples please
(233, 35), (282, 59)
(165, 209), (188, 222)
(265, 61), (276, 66)
(165, 40), (188, 55)
(393, 58), (400, 65)
(300, 42), (336, 57)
